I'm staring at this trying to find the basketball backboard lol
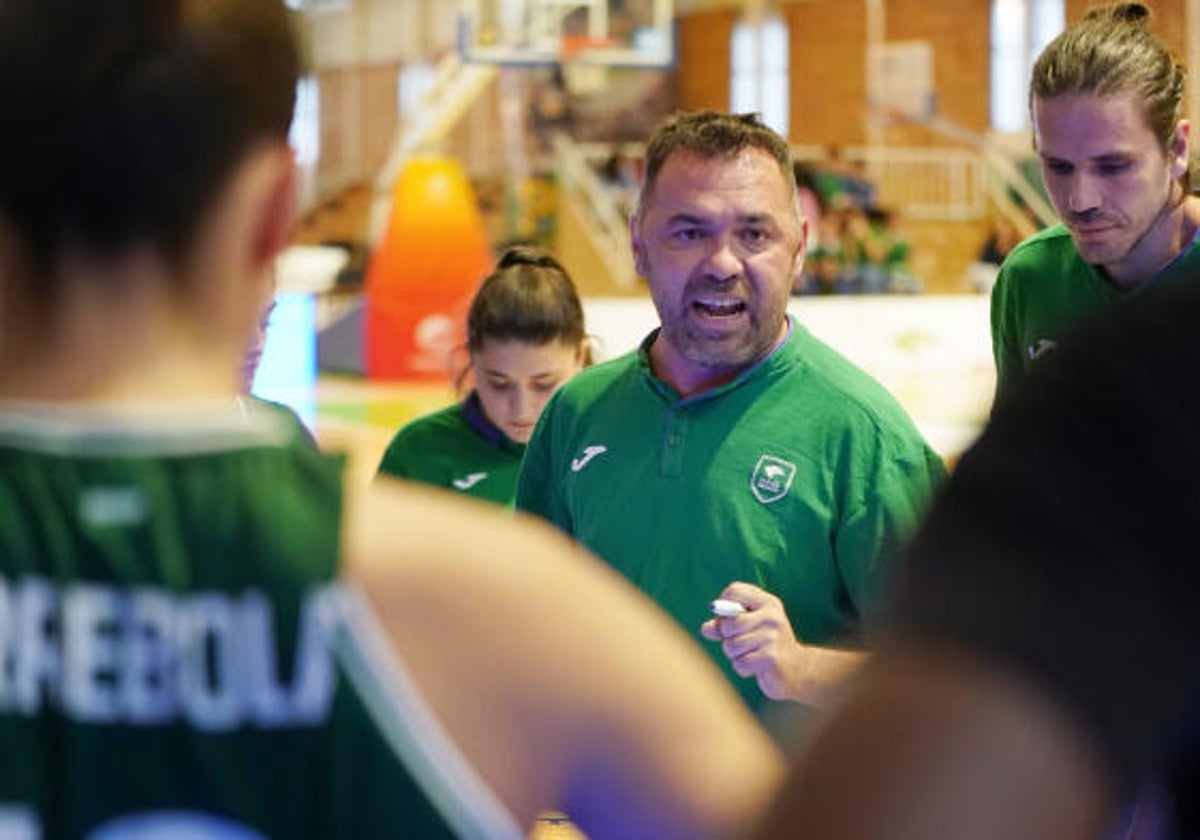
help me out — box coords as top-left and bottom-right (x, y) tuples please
(459, 0), (675, 68)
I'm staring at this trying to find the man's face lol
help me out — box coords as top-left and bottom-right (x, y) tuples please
(631, 149), (807, 388)
(1033, 91), (1189, 284)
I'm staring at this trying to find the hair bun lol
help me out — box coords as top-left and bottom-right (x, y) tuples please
(1087, 2), (1151, 26)
(497, 245), (560, 270)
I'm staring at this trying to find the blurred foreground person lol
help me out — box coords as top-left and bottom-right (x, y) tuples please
(0, 2), (782, 838)
(753, 280), (1200, 837)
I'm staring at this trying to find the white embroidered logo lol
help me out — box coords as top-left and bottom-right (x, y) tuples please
(750, 455), (797, 504)
(1027, 338), (1058, 361)
(570, 445), (609, 473)
(452, 472), (488, 491)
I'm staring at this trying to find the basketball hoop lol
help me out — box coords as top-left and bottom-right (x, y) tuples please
(559, 36), (615, 96)
(559, 34), (614, 62)
(458, 0), (676, 69)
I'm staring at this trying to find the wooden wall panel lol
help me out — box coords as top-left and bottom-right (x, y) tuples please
(359, 62), (401, 176)
(786, 1), (992, 148)
(316, 67), (348, 186)
(787, 1), (868, 146)
(886, 0), (990, 138)
(676, 9), (736, 113)
(315, 62), (401, 193)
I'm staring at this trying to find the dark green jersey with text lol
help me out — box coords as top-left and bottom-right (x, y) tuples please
(0, 402), (522, 840)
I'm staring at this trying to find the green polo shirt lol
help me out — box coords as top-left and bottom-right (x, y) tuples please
(991, 222), (1200, 398)
(376, 392), (524, 506)
(516, 319), (945, 717)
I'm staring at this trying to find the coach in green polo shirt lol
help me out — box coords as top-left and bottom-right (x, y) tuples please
(517, 111), (945, 725)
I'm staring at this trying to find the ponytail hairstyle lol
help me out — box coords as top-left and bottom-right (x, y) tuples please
(466, 245), (590, 361)
(1030, 2), (1189, 190)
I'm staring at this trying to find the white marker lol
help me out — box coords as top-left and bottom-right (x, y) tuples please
(710, 599), (746, 617)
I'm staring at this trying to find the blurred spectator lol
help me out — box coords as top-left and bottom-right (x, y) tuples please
(793, 161), (826, 235)
(813, 145), (877, 212)
(839, 205), (873, 291)
(864, 207), (919, 294)
(966, 215), (1023, 294)
(797, 204), (918, 296)
(598, 148), (642, 217)
(797, 213), (852, 295)
(979, 216), (1021, 266)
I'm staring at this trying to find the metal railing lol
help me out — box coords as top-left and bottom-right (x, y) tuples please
(794, 144), (987, 221)
(866, 146), (986, 220)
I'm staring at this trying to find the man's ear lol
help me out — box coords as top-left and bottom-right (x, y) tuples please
(792, 214), (810, 290)
(630, 214), (649, 278)
(1170, 119), (1191, 181)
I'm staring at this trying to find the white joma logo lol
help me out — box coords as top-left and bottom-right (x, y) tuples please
(1027, 339), (1058, 361)
(570, 445), (608, 473)
(452, 472), (488, 490)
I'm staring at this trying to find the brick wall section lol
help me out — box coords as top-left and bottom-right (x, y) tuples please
(315, 64), (395, 194)
(780, 1), (992, 147)
(676, 9), (736, 112)
(885, 0), (991, 138)
(359, 62), (401, 177)
(787, 2), (868, 146)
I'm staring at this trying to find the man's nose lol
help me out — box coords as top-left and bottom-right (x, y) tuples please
(1066, 173), (1101, 214)
(703, 235), (741, 281)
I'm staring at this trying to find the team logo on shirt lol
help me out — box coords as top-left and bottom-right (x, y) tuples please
(570, 445), (608, 472)
(452, 472), (488, 490)
(1027, 338), (1058, 362)
(750, 455), (796, 504)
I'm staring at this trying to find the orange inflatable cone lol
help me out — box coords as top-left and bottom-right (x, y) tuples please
(364, 155), (493, 380)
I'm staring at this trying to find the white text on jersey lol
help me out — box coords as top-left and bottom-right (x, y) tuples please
(0, 576), (338, 731)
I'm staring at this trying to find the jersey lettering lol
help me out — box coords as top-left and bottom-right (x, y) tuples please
(0, 575), (337, 730)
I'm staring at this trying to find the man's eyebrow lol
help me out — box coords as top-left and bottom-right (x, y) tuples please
(664, 212), (709, 226)
(735, 212), (773, 224)
(664, 212), (774, 225)
(1039, 151), (1133, 163)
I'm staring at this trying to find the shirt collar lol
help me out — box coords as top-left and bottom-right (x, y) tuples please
(461, 391), (524, 452)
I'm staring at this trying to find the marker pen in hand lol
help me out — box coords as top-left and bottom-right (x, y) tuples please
(710, 599), (747, 617)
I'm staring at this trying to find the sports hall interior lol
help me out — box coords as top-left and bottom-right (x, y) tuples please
(263, 0), (1198, 487)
